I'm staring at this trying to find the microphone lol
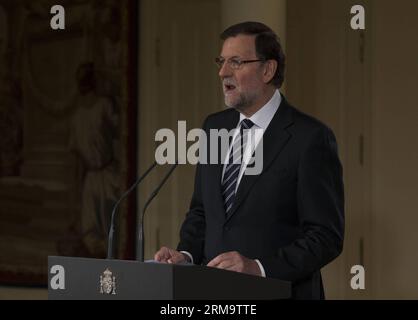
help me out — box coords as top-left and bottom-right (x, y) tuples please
(137, 163), (178, 262)
(107, 161), (158, 259)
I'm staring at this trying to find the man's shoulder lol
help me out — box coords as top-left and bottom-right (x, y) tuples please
(285, 99), (335, 136)
(201, 108), (238, 129)
(282, 100), (339, 154)
(205, 108), (237, 121)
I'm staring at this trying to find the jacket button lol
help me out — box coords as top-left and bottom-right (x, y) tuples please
(224, 226), (230, 231)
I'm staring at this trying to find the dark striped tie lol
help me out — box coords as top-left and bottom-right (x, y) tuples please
(221, 119), (254, 214)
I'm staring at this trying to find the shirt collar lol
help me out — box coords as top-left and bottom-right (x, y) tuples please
(239, 89), (282, 130)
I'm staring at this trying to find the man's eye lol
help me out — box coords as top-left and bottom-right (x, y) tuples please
(230, 59), (240, 67)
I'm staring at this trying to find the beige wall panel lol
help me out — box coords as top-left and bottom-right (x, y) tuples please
(371, 0), (418, 299)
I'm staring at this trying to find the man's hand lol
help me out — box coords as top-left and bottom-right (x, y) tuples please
(206, 251), (262, 276)
(154, 247), (188, 264)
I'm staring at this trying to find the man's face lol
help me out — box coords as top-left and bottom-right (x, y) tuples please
(218, 34), (266, 112)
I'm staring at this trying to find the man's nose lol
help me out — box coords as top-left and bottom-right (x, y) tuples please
(218, 61), (232, 79)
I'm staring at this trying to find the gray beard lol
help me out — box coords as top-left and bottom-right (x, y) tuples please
(225, 92), (257, 112)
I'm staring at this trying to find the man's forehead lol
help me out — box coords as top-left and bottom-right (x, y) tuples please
(220, 34), (257, 58)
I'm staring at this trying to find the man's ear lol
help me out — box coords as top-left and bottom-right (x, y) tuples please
(263, 60), (278, 84)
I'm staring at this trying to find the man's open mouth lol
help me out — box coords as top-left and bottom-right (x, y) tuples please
(224, 84), (236, 93)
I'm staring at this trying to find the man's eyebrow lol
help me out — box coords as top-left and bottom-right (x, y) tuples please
(219, 55), (241, 60)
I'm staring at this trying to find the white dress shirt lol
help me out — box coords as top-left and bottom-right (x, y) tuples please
(221, 89), (281, 188)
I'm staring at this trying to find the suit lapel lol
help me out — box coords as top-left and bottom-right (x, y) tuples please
(225, 98), (294, 222)
(207, 109), (240, 219)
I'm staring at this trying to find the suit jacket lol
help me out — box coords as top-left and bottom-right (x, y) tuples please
(177, 96), (345, 299)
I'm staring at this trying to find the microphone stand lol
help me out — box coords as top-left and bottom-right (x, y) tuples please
(136, 163), (178, 262)
(107, 161), (158, 259)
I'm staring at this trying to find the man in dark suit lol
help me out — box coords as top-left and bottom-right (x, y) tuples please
(154, 21), (344, 299)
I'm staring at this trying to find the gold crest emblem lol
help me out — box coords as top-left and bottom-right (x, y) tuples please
(100, 268), (116, 295)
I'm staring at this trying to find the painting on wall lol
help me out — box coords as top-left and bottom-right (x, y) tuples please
(0, 0), (138, 285)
